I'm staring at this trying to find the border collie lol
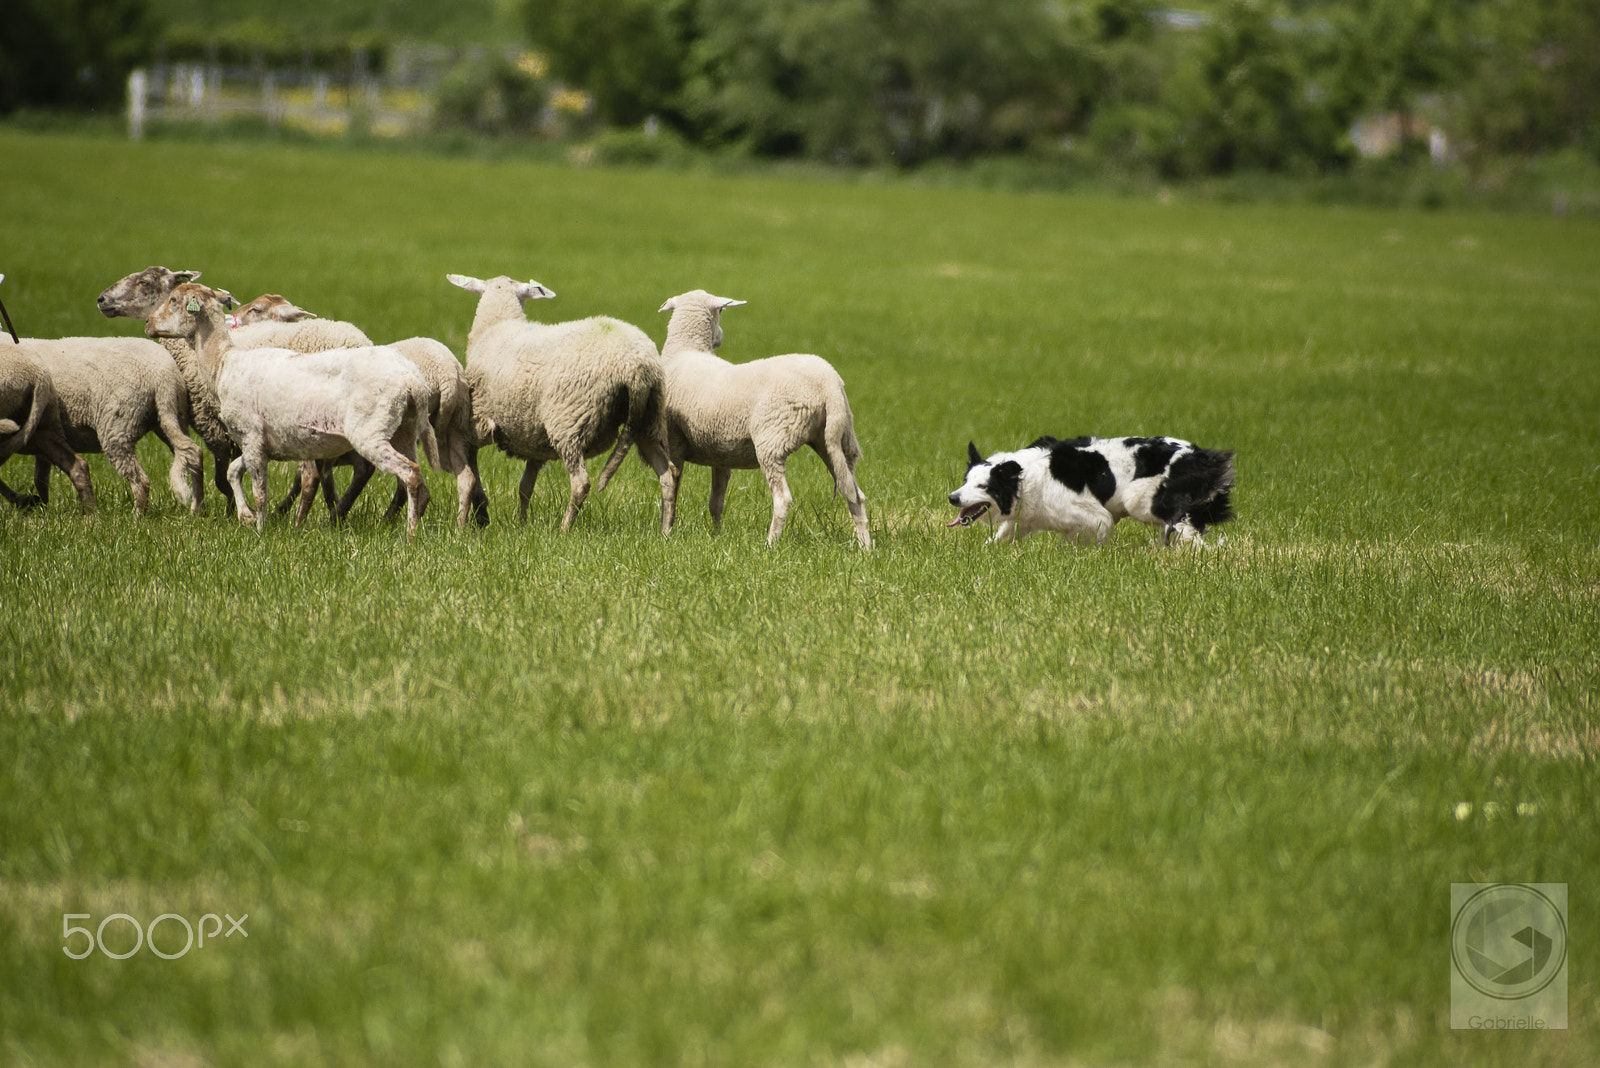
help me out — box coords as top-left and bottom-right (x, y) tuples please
(948, 436), (1235, 546)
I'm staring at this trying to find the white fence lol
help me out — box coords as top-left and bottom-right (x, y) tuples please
(125, 49), (478, 140)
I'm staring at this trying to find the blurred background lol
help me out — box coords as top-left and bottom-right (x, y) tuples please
(3, 0), (1596, 209)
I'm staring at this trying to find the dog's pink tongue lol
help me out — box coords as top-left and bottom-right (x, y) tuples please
(945, 516), (966, 527)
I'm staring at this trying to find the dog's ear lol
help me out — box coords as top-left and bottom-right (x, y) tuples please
(967, 441), (983, 467)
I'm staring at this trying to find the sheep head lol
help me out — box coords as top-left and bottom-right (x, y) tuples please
(659, 290), (745, 351)
(97, 266), (204, 320)
(145, 282), (237, 340)
(234, 293), (320, 325)
(447, 274), (556, 302)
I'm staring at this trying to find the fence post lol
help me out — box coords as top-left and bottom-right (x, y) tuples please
(128, 68), (147, 140)
(264, 72), (280, 129)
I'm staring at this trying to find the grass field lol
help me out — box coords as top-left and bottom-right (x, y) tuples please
(1, 126), (1597, 1067)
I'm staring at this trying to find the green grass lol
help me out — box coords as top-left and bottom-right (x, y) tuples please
(1, 126), (1597, 1066)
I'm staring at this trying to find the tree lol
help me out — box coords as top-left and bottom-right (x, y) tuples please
(522, 0), (694, 127)
(1454, 0), (1600, 160)
(0, 0), (160, 115)
(1174, 0), (1348, 174)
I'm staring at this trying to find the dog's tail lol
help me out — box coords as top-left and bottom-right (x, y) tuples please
(1155, 447), (1235, 533)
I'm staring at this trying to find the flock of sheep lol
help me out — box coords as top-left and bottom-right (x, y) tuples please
(0, 268), (872, 547)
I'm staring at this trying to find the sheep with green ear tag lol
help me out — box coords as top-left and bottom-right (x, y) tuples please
(98, 266), (371, 517)
(146, 282), (438, 536)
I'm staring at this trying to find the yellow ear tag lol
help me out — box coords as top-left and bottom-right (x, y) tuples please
(185, 298), (202, 313)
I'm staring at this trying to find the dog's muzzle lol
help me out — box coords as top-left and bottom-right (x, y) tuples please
(947, 502), (990, 527)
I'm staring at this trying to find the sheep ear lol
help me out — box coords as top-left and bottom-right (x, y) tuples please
(658, 297), (676, 313)
(521, 280), (556, 301)
(175, 270), (202, 283)
(217, 289), (238, 310)
(447, 274), (485, 294)
(711, 296), (747, 310)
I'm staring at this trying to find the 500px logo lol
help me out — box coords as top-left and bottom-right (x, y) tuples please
(62, 912), (248, 960)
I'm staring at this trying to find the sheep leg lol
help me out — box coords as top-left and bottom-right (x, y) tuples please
(275, 465), (311, 516)
(37, 442), (96, 514)
(845, 487), (871, 550)
(212, 451), (237, 514)
(0, 476), (35, 508)
(629, 436), (676, 536)
(708, 468), (732, 531)
(558, 451), (591, 532)
(517, 460), (545, 524)
(0, 476), (32, 507)
(760, 460), (793, 546)
(595, 428), (632, 492)
(381, 478), (407, 523)
(652, 460), (681, 536)
(464, 442), (489, 528)
(292, 464), (321, 527)
(28, 451), (98, 514)
(247, 453), (272, 531)
(335, 455), (378, 521)
(103, 444), (152, 516)
(821, 449), (872, 551)
(156, 412), (204, 516)
(30, 455), (51, 505)
(226, 454), (257, 528)
(354, 439), (429, 536)
(318, 463), (341, 517)
(452, 451), (483, 530)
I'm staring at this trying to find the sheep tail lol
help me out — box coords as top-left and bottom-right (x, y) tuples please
(412, 384), (441, 470)
(598, 360), (662, 492)
(625, 363), (664, 443)
(0, 378), (50, 463)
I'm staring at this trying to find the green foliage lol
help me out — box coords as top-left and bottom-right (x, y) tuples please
(1172, 0), (1351, 175)
(1454, 0), (1600, 161)
(517, 0), (1600, 174)
(157, 21), (391, 75)
(433, 53), (549, 136)
(0, 0), (160, 114)
(523, 0), (695, 127)
(152, 0), (507, 45)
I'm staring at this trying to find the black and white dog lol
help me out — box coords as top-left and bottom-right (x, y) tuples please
(948, 436), (1235, 546)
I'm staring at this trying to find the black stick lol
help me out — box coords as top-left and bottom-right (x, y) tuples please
(0, 296), (17, 345)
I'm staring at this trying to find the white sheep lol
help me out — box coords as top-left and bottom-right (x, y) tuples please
(643, 290), (871, 548)
(447, 273), (671, 531)
(228, 294), (375, 352)
(145, 283), (439, 535)
(0, 339), (97, 513)
(96, 269), (375, 517)
(229, 294), (488, 528)
(3, 273), (202, 515)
